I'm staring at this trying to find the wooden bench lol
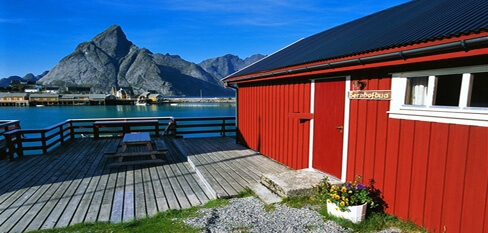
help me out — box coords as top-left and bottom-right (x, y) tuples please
(154, 139), (168, 153)
(93, 120), (159, 139)
(103, 142), (120, 156)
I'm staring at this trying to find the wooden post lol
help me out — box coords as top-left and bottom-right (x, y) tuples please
(15, 132), (23, 158)
(4, 133), (13, 160)
(41, 132), (47, 154)
(221, 119), (226, 136)
(69, 121), (75, 139)
(94, 124), (99, 140)
(60, 125), (65, 145)
(172, 120), (177, 138)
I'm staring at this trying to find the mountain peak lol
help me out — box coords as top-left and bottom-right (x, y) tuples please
(92, 25), (133, 59)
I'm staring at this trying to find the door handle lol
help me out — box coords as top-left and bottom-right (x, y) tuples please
(335, 126), (344, 133)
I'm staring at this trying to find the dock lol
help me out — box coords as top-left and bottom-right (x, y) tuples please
(0, 137), (289, 232)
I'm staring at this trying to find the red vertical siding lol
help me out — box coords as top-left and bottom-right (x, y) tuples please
(346, 76), (488, 232)
(237, 80), (311, 169)
(408, 121), (431, 225)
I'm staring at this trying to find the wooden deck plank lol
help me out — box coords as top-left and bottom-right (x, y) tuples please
(165, 140), (210, 204)
(177, 139), (241, 197)
(123, 166), (135, 222)
(196, 139), (257, 184)
(98, 167), (118, 223)
(154, 163), (180, 210)
(0, 139), (93, 232)
(111, 166), (126, 223)
(69, 146), (110, 224)
(192, 145), (247, 193)
(178, 139), (238, 197)
(162, 159), (191, 209)
(37, 140), (103, 230)
(165, 152), (201, 207)
(142, 166), (158, 217)
(50, 139), (107, 228)
(198, 138), (277, 182)
(20, 141), (96, 232)
(148, 166), (169, 213)
(134, 164), (147, 220)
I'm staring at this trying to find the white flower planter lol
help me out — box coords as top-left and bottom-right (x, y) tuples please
(327, 201), (367, 223)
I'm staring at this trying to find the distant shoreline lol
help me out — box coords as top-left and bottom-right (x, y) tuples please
(163, 97), (235, 103)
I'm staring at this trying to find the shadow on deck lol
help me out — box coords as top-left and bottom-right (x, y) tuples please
(0, 136), (289, 232)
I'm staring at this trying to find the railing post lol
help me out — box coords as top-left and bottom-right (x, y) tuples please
(41, 132), (47, 154)
(15, 132), (23, 158)
(69, 121), (75, 139)
(59, 125), (65, 145)
(172, 120), (177, 138)
(221, 119), (226, 136)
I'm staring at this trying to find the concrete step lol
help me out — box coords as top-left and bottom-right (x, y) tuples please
(260, 169), (342, 198)
(249, 183), (282, 204)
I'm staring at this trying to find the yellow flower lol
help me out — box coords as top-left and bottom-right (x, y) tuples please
(327, 199), (331, 203)
(340, 201), (345, 206)
(341, 187), (347, 193)
(348, 190), (352, 194)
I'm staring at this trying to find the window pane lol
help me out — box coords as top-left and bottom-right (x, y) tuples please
(405, 76), (428, 105)
(434, 74), (462, 106)
(469, 72), (488, 107)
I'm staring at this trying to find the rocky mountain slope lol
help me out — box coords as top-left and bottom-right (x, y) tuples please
(35, 25), (261, 96)
(199, 54), (265, 80)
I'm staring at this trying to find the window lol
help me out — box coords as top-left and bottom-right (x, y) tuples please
(405, 77), (428, 105)
(389, 65), (488, 127)
(433, 74), (462, 106)
(469, 72), (488, 107)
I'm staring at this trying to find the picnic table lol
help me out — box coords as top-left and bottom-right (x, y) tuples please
(104, 132), (168, 168)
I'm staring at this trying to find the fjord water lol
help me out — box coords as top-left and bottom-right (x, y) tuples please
(0, 103), (236, 129)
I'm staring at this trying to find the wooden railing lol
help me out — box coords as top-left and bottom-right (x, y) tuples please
(0, 120), (21, 159)
(170, 116), (236, 137)
(2, 116), (235, 160)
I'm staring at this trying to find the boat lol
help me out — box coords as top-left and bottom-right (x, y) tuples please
(135, 96), (148, 106)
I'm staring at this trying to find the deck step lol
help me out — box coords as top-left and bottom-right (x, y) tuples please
(260, 169), (342, 198)
(249, 183), (282, 204)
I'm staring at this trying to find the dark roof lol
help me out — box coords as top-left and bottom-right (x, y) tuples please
(227, 0), (488, 79)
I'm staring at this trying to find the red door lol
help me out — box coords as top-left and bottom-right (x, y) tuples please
(312, 78), (345, 178)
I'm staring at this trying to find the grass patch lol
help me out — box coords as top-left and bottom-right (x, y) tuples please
(281, 195), (319, 208)
(281, 195), (427, 233)
(30, 199), (230, 233)
(323, 207), (428, 233)
(27, 194), (427, 233)
(236, 187), (255, 198)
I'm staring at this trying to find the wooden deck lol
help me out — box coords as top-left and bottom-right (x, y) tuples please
(0, 136), (290, 232)
(175, 137), (290, 198)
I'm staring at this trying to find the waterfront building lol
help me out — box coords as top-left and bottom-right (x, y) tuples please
(29, 94), (59, 106)
(0, 93), (29, 106)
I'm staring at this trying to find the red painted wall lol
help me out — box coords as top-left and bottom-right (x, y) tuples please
(237, 79), (310, 170)
(347, 76), (488, 233)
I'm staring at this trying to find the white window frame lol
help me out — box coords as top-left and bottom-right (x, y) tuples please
(389, 65), (488, 127)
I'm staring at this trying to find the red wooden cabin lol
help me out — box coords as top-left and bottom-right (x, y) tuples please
(223, 1), (488, 232)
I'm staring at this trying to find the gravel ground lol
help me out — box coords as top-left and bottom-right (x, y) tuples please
(184, 196), (349, 233)
(184, 197), (403, 233)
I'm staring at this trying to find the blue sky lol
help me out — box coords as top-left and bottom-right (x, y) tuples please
(0, 0), (408, 78)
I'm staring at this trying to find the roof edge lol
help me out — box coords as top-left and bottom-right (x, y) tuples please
(225, 33), (488, 84)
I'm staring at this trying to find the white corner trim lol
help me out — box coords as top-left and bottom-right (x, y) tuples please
(308, 79), (316, 169)
(341, 76), (351, 182)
